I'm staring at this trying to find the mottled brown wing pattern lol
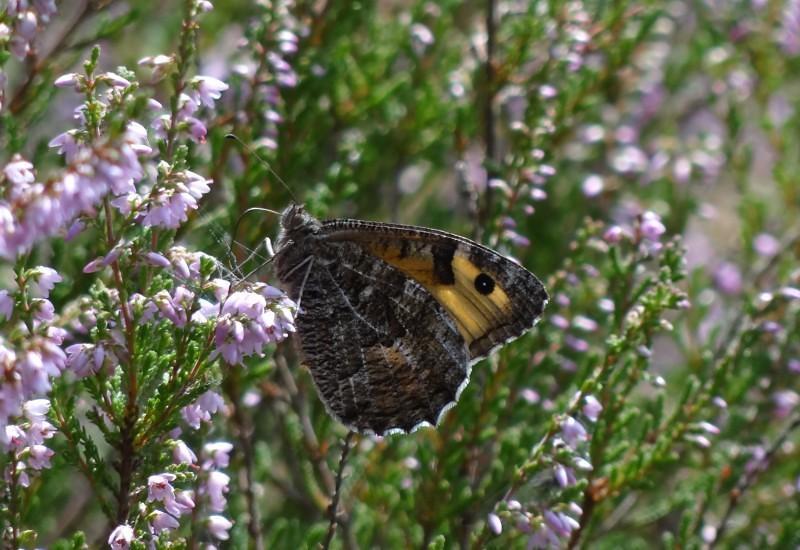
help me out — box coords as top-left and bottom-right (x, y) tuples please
(277, 237), (470, 434)
(274, 204), (547, 435)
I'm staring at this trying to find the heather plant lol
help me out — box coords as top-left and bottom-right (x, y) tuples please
(0, 0), (798, 549)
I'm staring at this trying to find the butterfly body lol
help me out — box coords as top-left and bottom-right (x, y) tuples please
(274, 204), (547, 435)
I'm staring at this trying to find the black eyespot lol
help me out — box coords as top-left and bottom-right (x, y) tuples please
(474, 273), (495, 295)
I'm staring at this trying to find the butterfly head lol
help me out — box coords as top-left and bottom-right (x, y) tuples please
(279, 204), (321, 234)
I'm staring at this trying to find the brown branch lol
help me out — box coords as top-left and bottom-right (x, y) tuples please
(321, 431), (356, 550)
(222, 371), (265, 550)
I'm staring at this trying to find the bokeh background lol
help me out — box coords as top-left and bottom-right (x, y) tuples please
(2, 0), (800, 548)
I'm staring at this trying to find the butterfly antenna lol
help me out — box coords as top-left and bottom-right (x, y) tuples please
(230, 206), (285, 277)
(208, 223), (247, 281)
(225, 133), (299, 204)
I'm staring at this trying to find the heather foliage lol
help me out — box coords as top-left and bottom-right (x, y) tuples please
(0, 0), (798, 548)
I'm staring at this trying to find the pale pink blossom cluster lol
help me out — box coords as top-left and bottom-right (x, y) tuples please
(182, 390), (226, 430)
(0, 0), (57, 60)
(603, 210), (667, 252)
(243, 0), (302, 150)
(0, 115), (151, 260)
(108, 394), (234, 547)
(0, 267), (66, 440)
(51, 69), (219, 235)
(487, 394), (603, 545)
(3, 398), (57, 485)
(150, 75), (229, 146)
(205, 282), (297, 365)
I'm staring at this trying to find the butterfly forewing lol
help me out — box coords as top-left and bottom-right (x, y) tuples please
(320, 218), (548, 361)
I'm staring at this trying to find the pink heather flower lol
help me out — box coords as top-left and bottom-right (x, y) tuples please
(745, 446), (767, 475)
(22, 399), (49, 423)
(150, 510), (180, 534)
(539, 84), (558, 99)
(182, 390), (225, 429)
(28, 267), (62, 298)
(640, 211), (666, 241)
(35, 0), (58, 20)
(108, 524), (134, 549)
(26, 419), (56, 445)
(572, 315), (598, 332)
(16, 11), (38, 40)
(686, 434), (711, 448)
(714, 262), (743, 295)
(5, 425), (27, 450)
(54, 72), (79, 88)
(543, 510), (580, 538)
(549, 315), (569, 330)
(520, 388), (540, 404)
(3, 156), (35, 185)
(203, 442), (233, 469)
(773, 390), (799, 418)
(101, 71), (131, 88)
(138, 54), (174, 81)
(781, 287), (800, 300)
(207, 515), (233, 540)
(26, 444), (54, 469)
(147, 473), (177, 504)
(212, 287), (296, 364)
(15, 465), (31, 488)
(152, 287), (194, 327)
(487, 513), (502, 535)
(603, 225), (625, 243)
(205, 470), (230, 512)
(277, 29), (298, 53)
(141, 171), (212, 229)
(598, 298), (614, 312)
(560, 416), (588, 448)
(753, 232), (780, 256)
(14, 334), (67, 397)
(410, 23), (434, 55)
(31, 298), (54, 322)
(554, 463), (576, 487)
(198, 390), (224, 415)
(564, 335), (589, 353)
(581, 174), (604, 197)
(780, 0), (800, 55)
(65, 343), (105, 378)
(48, 130), (79, 158)
(181, 404), (206, 430)
(173, 439), (197, 464)
(145, 251), (171, 268)
(191, 76), (229, 108)
(0, 290), (13, 320)
(165, 246), (216, 282)
(583, 395), (603, 422)
(185, 117), (208, 143)
(167, 490), (195, 517)
(697, 421), (721, 435)
(611, 145), (648, 173)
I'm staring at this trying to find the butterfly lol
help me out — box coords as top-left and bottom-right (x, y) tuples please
(274, 204), (547, 435)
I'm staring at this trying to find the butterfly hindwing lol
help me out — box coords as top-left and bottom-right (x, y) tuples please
(275, 211), (470, 434)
